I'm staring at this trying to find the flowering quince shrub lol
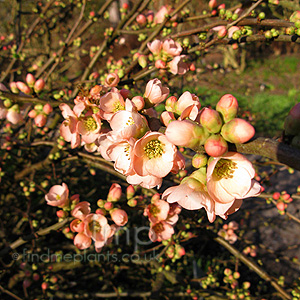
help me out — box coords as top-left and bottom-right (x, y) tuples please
(2, 1), (300, 299)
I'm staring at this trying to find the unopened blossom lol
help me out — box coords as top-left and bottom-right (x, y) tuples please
(34, 78), (45, 93)
(43, 103), (53, 115)
(144, 79), (169, 108)
(207, 152), (261, 204)
(34, 114), (47, 127)
(154, 5), (170, 24)
(107, 183), (122, 202)
(200, 108), (223, 133)
(165, 119), (210, 149)
(216, 94), (238, 123)
(45, 183), (69, 207)
(74, 232), (92, 250)
(16, 81), (31, 94)
(110, 208), (128, 226)
(136, 14), (147, 25)
(221, 118), (255, 144)
(26, 73), (36, 87)
(131, 96), (145, 111)
(204, 134), (228, 157)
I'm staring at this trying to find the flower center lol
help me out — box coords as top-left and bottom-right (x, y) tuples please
(125, 116), (135, 126)
(213, 159), (237, 180)
(153, 222), (164, 233)
(124, 144), (131, 160)
(84, 116), (97, 131)
(113, 102), (125, 112)
(149, 204), (160, 217)
(89, 220), (101, 233)
(144, 139), (164, 159)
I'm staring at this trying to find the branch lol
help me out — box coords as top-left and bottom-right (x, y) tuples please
(215, 236), (292, 300)
(0, 218), (71, 258)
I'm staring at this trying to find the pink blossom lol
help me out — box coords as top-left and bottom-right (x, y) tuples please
(99, 89), (125, 120)
(104, 73), (120, 87)
(131, 96), (145, 110)
(34, 78), (45, 93)
(228, 26), (240, 38)
(160, 111), (175, 126)
(70, 219), (85, 233)
(175, 91), (201, 115)
(74, 232), (92, 250)
(126, 172), (163, 189)
(149, 221), (174, 242)
(110, 208), (128, 226)
(207, 152), (261, 204)
(168, 55), (189, 75)
(76, 112), (102, 144)
(144, 79), (169, 108)
(45, 183), (69, 207)
(162, 39), (182, 57)
(144, 199), (170, 223)
(154, 6), (170, 24)
(147, 40), (163, 55)
(71, 201), (91, 220)
(132, 131), (177, 178)
(136, 14), (147, 25)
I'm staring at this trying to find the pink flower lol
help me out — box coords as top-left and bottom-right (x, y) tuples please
(154, 6), (169, 24)
(162, 39), (182, 57)
(144, 199), (170, 223)
(168, 55), (189, 75)
(110, 208), (128, 226)
(99, 89), (125, 121)
(147, 40), (162, 55)
(132, 131), (177, 178)
(175, 91), (201, 115)
(207, 152), (261, 204)
(144, 79), (169, 108)
(104, 73), (120, 87)
(84, 213), (113, 243)
(71, 201), (91, 220)
(126, 172), (163, 189)
(45, 183), (69, 207)
(74, 232), (92, 250)
(76, 112), (102, 144)
(149, 221), (174, 242)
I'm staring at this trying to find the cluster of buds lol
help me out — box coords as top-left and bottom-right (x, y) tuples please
(218, 221), (239, 244)
(243, 245), (257, 257)
(45, 182), (128, 252)
(272, 191), (293, 215)
(10, 74), (45, 95)
(28, 103), (53, 127)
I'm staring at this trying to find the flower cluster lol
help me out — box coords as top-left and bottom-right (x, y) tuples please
(147, 38), (189, 75)
(144, 194), (181, 242)
(45, 183), (128, 252)
(59, 78), (261, 223)
(218, 221), (239, 244)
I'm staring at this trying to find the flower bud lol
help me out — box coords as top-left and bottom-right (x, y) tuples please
(9, 82), (19, 94)
(43, 103), (53, 115)
(105, 73), (120, 87)
(208, 0), (217, 9)
(138, 55), (148, 68)
(107, 183), (122, 202)
(144, 78), (169, 108)
(204, 134), (228, 157)
(34, 78), (45, 93)
(221, 118), (255, 144)
(110, 208), (128, 226)
(136, 14), (147, 25)
(28, 109), (37, 118)
(217, 27), (227, 38)
(26, 73), (36, 87)
(192, 153), (208, 168)
(131, 96), (145, 110)
(34, 114), (47, 127)
(216, 94), (238, 122)
(200, 108), (223, 133)
(104, 201), (114, 210)
(16, 81), (31, 94)
(126, 185), (135, 200)
(165, 96), (177, 111)
(284, 103), (300, 136)
(165, 119), (210, 149)
(155, 59), (166, 69)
